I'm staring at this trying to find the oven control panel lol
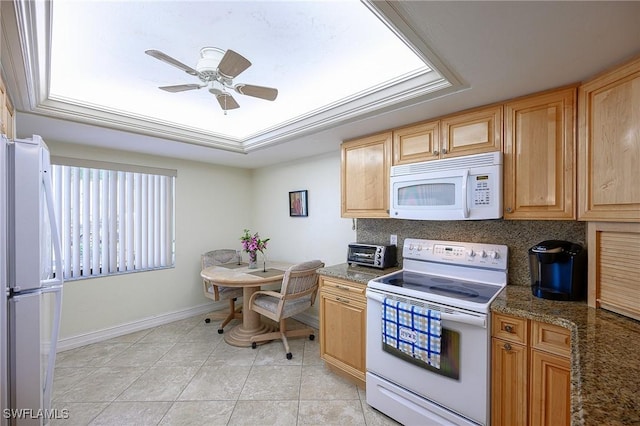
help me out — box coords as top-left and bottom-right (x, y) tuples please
(403, 238), (508, 269)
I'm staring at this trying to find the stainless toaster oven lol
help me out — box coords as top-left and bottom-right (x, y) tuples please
(347, 243), (397, 269)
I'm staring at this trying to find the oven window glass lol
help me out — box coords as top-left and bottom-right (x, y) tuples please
(398, 183), (455, 206)
(383, 328), (460, 380)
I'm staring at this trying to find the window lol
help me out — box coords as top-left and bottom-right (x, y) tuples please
(51, 157), (176, 280)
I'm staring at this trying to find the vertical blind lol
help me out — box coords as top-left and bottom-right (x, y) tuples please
(51, 157), (176, 279)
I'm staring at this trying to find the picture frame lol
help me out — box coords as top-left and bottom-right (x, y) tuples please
(289, 190), (308, 217)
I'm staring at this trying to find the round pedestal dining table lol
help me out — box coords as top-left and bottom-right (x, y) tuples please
(200, 261), (293, 347)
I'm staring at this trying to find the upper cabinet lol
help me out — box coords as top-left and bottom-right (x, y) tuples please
(440, 104), (503, 159)
(341, 132), (392, 218)
(393, 105), (502, 166)
(503, 87), (577, 220)
(0, 73), (15, 139)
(392, 120), (439, 165)
(578, 55), (640, 222)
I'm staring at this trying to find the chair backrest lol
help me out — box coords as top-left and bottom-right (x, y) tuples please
(281, 260), (325, 299)
(201, 249), (237, 270)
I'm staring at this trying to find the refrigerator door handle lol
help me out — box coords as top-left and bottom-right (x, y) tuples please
(42, 155), (64, 286)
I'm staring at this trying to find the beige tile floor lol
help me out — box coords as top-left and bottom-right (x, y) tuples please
(51, 315), (401, 425)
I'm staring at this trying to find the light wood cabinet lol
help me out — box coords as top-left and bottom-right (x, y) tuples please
(393, 120), (439, 165)
(578, 55), (640, 222)
(392, 105), (502, 166)
(441, 104), (502, 158)
(503, 87), (577, 220)
(491, 337), (528, 426)
(341, 132), (392, 218)
(319, 276), (367, 387)
(0, 73), (15, 139)
(491, 313), (571, 426)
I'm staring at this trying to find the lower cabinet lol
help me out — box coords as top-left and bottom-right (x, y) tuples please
(318, 276), (367, 387)
(491, 313), (571, 426)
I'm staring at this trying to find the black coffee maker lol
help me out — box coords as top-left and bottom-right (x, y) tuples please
(528, 240), (586, 301)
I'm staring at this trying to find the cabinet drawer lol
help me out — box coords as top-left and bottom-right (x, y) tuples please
(531, 321), (571, 358)
(492, 313), (528, 344)
(320, 277), (366, 298)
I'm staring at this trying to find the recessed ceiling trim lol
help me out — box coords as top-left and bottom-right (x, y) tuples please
(31, 96), (246, 153)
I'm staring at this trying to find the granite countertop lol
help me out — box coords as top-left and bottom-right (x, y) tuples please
(492, 286), (640, 426)
(319, 265), (640, 425)
(317, 263), (399, 285)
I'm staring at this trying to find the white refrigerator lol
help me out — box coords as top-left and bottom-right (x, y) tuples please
(1, 135), (64, 425)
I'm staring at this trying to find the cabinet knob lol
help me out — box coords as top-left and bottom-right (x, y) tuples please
(506, 207), (513, 213)
(504, 343), (512, 351)
(504, 325), (514, 333)
(442, 148), (448, 155)
(433, 150), (439, 156)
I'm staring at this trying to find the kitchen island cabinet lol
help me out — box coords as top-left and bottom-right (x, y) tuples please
(492, 285), (640, 426)
(491, 312), (571, 426)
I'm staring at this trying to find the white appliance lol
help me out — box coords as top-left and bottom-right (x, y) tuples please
(366, 238), (508, 425)
(1, 135), (64, 425)
(390, 151), (502, 220)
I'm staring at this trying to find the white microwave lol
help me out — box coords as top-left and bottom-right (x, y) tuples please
(390, 151), (502, 220)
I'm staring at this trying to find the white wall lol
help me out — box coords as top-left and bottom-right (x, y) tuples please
(251, 150), (355, 266)
(47, 141), (253, 343)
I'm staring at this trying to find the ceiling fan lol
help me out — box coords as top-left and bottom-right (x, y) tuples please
(145, 47), (278, 112)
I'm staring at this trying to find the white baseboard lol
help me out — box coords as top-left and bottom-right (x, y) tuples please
(58, 303), (321, 352)
(57, 303), (219, 352)
(293, 311), (319, 330)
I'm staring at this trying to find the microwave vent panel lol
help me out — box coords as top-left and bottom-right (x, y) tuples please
(391, 152), (502, 177)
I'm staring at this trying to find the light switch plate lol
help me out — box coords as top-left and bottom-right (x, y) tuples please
(390, 234), (397, 246)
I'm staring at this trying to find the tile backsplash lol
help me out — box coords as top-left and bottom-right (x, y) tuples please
(356, 219), (586, 287)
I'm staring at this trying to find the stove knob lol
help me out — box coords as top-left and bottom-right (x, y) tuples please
(417, 245), (423, 251)
(488, 250), (499, 259)
(467, 249), (476, 257)
(479, 250), (487, 258)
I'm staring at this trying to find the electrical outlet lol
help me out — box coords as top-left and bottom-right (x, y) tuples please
(390, 234), (398, 246)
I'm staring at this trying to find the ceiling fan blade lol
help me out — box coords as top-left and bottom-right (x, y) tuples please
(159, 84), (203, 93)
(215, 93), (240, 110)
(217, 49), (252, 79)
(145, 49), (198, 76)
(234, 84), (278, 101)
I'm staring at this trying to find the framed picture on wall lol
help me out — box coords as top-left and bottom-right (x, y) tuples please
(289, 190), (308, 217)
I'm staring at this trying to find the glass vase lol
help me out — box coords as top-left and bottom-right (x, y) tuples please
(248, 251), (258, 269)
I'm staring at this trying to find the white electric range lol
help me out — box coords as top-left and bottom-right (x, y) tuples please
(366, 238), (508, 425)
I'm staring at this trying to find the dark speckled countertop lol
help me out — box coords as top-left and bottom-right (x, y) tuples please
(493, 286), (640, 426)
(318, 264), (640, 426)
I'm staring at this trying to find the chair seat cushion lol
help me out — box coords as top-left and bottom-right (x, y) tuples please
(254, 295), (312, 319)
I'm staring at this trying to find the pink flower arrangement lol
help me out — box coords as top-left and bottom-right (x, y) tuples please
(240, 229), (269, 262)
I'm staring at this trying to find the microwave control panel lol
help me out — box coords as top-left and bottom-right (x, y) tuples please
(472, 174), (492, 206)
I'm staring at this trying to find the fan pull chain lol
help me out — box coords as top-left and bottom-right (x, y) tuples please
(224, 94), (228, 115)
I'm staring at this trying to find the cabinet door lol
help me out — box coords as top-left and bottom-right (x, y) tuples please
(491, 337), (528, 426)
(504, 87), (576, 220)
(578, 56), (640, 222)
(341, 132), (392, 218)
(319, 289), (366, 384)
(393, 120), (440, 164)
(529, 350), (571, 426)
(441, 105), (502, 158)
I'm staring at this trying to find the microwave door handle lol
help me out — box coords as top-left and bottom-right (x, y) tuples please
(461, 168), (469, 218)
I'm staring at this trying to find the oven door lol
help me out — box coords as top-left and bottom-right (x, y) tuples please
(365, 288), (490, 425)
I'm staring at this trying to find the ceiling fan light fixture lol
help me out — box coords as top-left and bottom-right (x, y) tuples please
(196, 47), (225, 74)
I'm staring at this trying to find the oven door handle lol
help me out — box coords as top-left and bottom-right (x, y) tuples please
(366, 289), (486, 328)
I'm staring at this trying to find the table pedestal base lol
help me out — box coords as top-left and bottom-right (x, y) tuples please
(224, 322), (275, 347)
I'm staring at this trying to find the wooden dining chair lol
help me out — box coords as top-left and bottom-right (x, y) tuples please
(201, 249), (243, 334)
(248, 260), (325, 359)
